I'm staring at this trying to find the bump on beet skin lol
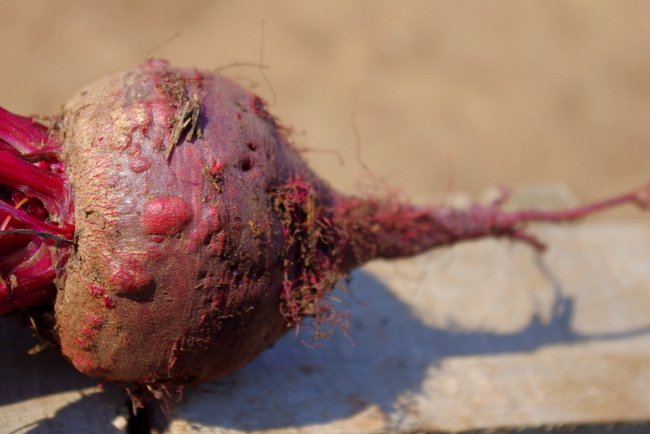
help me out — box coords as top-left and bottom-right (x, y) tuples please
(1, 59), (649, 405)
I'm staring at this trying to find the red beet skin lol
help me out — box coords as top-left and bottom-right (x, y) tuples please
(1, 60), (648, 400)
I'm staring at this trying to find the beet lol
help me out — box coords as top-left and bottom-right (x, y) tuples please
(1, 60), (648, 402)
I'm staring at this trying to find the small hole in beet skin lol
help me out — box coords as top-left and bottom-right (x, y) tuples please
(240, 157), (252, 171)
(246, 142), (257, 151)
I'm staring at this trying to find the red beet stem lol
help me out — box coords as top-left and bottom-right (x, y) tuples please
(0, 107), (53, 154)
(0, 200), (71, 236)
(9, 242), (57, 293)
(0, 152), (69, 218)
(0, 111), (73, 315)
(0, 284), (56, 315)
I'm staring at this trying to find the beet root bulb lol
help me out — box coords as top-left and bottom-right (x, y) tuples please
(1, 60), (648, 401)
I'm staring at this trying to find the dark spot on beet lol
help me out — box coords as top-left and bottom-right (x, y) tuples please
(240, 156), (252, 171)
(117, 280), (157, 303)
(246, 142), (257, 151)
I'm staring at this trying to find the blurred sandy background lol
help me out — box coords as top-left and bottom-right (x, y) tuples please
(1, 1), (650, 218)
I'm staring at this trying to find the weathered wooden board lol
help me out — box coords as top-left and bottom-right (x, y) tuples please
(2, 222), (650, 433)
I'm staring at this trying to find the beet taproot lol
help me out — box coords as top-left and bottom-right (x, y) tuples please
(1, 60), (649, 401)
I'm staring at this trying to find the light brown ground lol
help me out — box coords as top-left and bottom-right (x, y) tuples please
(1, 1), (649, 217)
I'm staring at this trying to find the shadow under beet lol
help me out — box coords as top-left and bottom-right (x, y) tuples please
(170, 261), (650, 432)
(3, 259), (650, 433)
(0, 317), (100, 406)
